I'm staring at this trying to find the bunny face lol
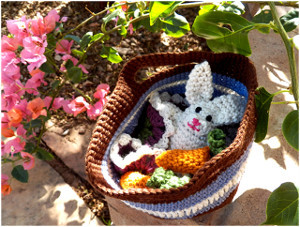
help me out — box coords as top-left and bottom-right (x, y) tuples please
(176, 102), (215, 137)
(149, 61), (246, 150)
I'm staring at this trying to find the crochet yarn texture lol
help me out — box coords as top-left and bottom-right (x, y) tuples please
(149, 61), (247, 150)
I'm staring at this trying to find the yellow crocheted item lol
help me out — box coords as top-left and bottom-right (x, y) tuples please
(155, 146), (211, 174)
(120, 171), (151, 189)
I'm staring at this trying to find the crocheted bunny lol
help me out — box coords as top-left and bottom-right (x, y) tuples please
(149, 61), (247, 150)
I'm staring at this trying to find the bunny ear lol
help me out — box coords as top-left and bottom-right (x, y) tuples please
(211, 94), (247, 126)
(185, 61), (214, 105)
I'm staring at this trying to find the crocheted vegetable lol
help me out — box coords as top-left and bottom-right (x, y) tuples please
(146, 167), (191, 189)
(207, 128), (226, 156)
(120, 171), (151, 189)
(155, 146), (211, 174)
(110, 134), (162, 175)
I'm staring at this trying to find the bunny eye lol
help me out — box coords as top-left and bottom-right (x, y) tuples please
(195, 107), (202, 113)
(206, 115), (212, 122)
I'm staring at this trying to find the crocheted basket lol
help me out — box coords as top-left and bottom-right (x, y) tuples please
(85, 51), (258, 219)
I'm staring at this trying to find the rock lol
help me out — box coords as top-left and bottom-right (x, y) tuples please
(120, 40), (129, 48)
(106, 64), (113, 72)
(114, 47), (131, 56)
(77, 125), (86, 135)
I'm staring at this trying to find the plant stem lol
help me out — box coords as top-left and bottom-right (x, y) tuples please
(63, 1), (138, 37)
(269, 2), (299, 109)
(272, 101), (298, 105)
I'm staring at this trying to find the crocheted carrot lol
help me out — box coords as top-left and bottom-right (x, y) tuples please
(155, 146), (211, 174)
(120, 171), (151, 189)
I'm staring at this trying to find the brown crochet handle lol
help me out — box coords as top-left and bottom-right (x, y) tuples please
(119, 51), (210, 83)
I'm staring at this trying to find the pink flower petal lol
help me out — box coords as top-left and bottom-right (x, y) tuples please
(55, 40), (73, 54)
(20, 152), (35, 170)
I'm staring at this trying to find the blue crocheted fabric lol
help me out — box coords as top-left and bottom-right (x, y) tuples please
(100, 71), (249, 219)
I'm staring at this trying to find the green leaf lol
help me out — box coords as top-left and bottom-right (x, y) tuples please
(80, 32), (93, 50)
(207, 31), (251, 56)
(198, 5), (217, 15)
(254, 87), (275, 142)
(118, 25), (128, 36)
(36, 147), (54, 161)
(67, 67), (83, 83)
(71, 49), (84, 58)
(100, 46), (122, 63)
(218, 1), (245, 15)
(51, 80), (60, 90)
(161, 12), (190, 38)
(137, 17), (163, 32)
(252, 10), (273, 33)
(47, 33), (56, 50)
(149, 1), (182, 26)
(11, 165), (28, 183)
(262, 182), (299, 225)
(280, 9), (299, 33)
(192, 11), (254, 56)
(65, 59), (74, 70)
(91, 33), (104, 43)
(103, 9), (122, 25)
(282, 110), (299, 151)
(24, 142), (36, 154)
(64, 35), (81, 44)
(40, 61), (55, 74)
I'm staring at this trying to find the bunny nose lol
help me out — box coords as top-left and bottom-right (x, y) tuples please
(187, 118), (201, 131)
(192, 118), (201, 126)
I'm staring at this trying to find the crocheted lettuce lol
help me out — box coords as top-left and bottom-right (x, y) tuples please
(146, 167), (191, 189)
(207, 128), (226, 156)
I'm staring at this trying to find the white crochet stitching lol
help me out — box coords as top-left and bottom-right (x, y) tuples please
(149, 61), (246, 150)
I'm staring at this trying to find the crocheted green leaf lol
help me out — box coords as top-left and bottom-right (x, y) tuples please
(282, 110), (299, 151)
(254, 87), (275, 143)
(149, 1), (182, 26)
(262, 182), (299, 225)
(207, 128), (226, 156)
(192, 11), (254, 56)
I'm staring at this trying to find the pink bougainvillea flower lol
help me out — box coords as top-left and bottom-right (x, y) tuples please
(55, 40), (73, 54)
(128, 17), (134, 35)
(3, 137), (26, 156)
(1, 51), (21, 84)
(16, 124), (26, 138)
(68, 96), (91, 117)
(1, 35), (19, 52)
(20, 35), (47, 72)
(6, 15), (30, 44)
(44, 96), (66, 110)
(93, 83), (110, 100)
(60, 16), (68, 23)
(61, 54), (89, 74)
(61, 99), (73, 114)
(25, 69), (47, 95)
(87, 100), (105, 120)
(3, 80), (25, 97)
(14, 100), (31, 121)
(1, 126), (15, 138)
(44, 9), (60, 33)
(7, 108), (23, 127)
(1, 93), (20, 112)
(1, 174), (12, 196)
(20, 152), (35, 170)
(27, 97), (47, 119)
